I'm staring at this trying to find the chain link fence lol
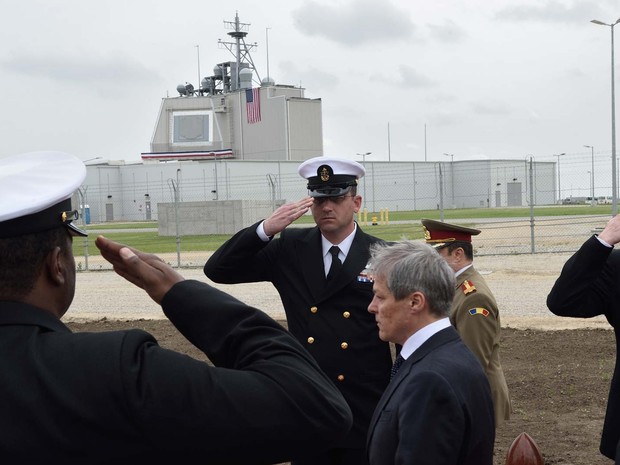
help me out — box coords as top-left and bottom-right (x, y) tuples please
(74, 153), (616, 271)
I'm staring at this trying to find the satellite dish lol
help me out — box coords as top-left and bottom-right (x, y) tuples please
(176, 82), (194, 96)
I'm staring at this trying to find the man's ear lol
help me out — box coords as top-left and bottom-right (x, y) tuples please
(453, 246), (466, 261)
(352, 195), (362, 213)
(45, 246), (66, 286)
(409, 291), (425, 314)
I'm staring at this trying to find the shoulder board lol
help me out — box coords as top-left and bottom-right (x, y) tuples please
(461, 280), (477, 295)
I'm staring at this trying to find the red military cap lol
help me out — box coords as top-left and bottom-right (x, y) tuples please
(420, 218), (481, 248)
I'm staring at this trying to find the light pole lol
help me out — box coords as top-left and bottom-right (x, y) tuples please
(588, 171), (593, 204)
(443, 153), (455, 207)
(591, 18), (620, 215)
(356, 152), (371, 203)
(82, 157), (102, 164)
(553, 153), (566, 202)
(584, 145), (595, 205)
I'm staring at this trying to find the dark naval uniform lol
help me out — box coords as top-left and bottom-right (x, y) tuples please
(204, 221), (391, 456)
(0, 281), (353, 463)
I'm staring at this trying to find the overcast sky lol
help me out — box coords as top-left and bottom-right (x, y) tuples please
(1, 0), (619, 193)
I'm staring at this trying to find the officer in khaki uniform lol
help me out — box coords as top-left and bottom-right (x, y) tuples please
(205, 157), (391, 465)
(421, 219), (511, 427)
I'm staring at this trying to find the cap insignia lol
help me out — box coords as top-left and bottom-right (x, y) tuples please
(319, 166), (330, 182)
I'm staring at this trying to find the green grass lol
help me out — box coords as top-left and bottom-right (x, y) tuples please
(73, 204), (614, 256)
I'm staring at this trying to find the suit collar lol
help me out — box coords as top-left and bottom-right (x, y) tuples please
(323, 227), (372, 296)
(455, 265), (477, 287)
(0, 301), (70, 333)
(367, 326), (460, 448)
(298, 225), (373, 301)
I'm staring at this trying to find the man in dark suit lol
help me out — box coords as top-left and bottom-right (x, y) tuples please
(204, 156), (392, 465)
(547, 214), (620, 460)
(366, 241), (495, 465)
(0, 151), (352, 463)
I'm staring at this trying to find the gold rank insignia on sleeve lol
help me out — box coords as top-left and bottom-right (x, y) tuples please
(461, 280), (477, 295)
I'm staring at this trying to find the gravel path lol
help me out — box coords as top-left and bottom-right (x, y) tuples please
(67, 251), (609, 331)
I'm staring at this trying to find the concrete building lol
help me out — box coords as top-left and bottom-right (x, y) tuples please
(143, 12), (323, 163)
(73, 13), (557, 234)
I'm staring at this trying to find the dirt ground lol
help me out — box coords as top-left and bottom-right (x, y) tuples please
(66, 320), (614, 465)
(64, 249), (618, 464)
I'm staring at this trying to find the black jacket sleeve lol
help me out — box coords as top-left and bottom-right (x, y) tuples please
(154, 279), (353, 463)
(547, 235), (616, 323)
(203, 221), (276, 284)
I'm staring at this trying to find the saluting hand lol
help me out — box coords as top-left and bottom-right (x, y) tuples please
(95, 236), (184, 305)
(598, 215), (620, 247)
(263, 197), (314, 237)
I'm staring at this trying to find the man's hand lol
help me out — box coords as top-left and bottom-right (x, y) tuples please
(598, 215), (620, 247)
(263, 197), (314, 237)
(95, 236), (184, 305)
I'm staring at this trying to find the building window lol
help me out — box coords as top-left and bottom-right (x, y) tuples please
(171, 111), (213, 145)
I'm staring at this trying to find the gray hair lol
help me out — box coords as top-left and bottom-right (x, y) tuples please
(368, 241), (456, 317)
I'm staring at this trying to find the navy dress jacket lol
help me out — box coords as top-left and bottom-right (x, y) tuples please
(204, 222), (392, 449)
(0, 280), (352, 463)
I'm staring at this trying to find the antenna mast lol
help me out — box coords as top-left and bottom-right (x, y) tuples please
(218, 12), (261, 88)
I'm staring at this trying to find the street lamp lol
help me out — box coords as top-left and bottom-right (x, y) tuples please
(356, 152), (372, 204)
(588, 171), (593, 205)
(584, 145), (595, 205)
(591, 17), (620, 215)
(443, 153), (455, 207)
(553, 153), (566, 203)
(82, 157), (103, 164)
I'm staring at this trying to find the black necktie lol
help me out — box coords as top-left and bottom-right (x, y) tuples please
(390, 354), (405, 381)
(326, 246), (342, 281)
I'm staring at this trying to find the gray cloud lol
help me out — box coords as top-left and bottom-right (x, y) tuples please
(369, 65), (436, 89)
(2, 52), (160, 92)
(470, 100), (513, 115)
(397, 65), (437, 88)
(292, 0), (414, 46)
(494, 0), (610, 24)
(279, 60), (340, 92)
(427, 20), (468, 44)
(424, 92), (459, 104)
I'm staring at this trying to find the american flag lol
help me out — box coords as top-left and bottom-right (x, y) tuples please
(245, 88), (261, 124)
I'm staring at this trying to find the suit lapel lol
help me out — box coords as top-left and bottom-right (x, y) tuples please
(298, 227), (328, 301)
(366, 326), (460, 447)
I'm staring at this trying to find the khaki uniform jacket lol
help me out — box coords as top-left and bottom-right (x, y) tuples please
(451, 265), (512, 426)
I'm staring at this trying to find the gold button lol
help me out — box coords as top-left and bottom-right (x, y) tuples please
(343, 311), (351, 318)
(310, 306), (318, 313)
(341, 342), (348, 349)
(337, 375), (345, 381)
(307, 337), (315, 344)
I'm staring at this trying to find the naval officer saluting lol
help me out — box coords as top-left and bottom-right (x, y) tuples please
(204, 156), (391, 465)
